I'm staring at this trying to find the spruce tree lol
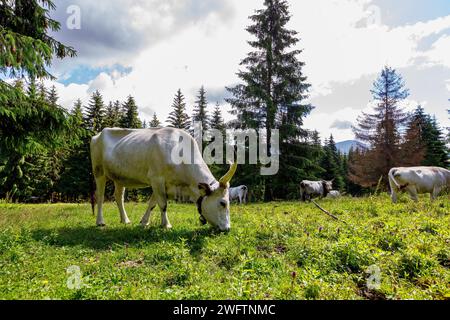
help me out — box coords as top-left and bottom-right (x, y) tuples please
(319, 135), (344, 191)
(422, 116), (448, 167)
(27, 77), (38, 100)
(401, 106), (427, 166)
(56, 100), (91, 201)
(84, 90), (105, 133)
(120, 95), (142, 129)
(167, 89), (190, 130)
(226, 0), (313, 200)
(351, 66), (410, 188)
(192, 86), (209, 131)
(104, 101), (122, 128)
(47, 85), (59, 107)
(210, 103), (226, 133)
(150, 113), (162, 127)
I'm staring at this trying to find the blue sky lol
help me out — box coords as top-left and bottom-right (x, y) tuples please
(47, 0), (450, 142)
(372, 0), (450, 26)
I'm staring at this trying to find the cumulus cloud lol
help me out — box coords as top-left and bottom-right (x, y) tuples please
(49, 0), (236, 75)
(330, 120), (354, 130)
(47, 0), (450, 138)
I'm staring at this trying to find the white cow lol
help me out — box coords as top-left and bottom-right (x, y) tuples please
(326, 190), (341, 199)
(90, 127), (238, 231)
(229, 185), (248, 204)
(388, 166), (450, 203)
(299, 180), (333, 201)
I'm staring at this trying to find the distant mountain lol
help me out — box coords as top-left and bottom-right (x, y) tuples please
(336, 140), (366, 154)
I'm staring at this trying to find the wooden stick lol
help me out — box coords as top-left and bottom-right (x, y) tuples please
(311, 199), (348, 225)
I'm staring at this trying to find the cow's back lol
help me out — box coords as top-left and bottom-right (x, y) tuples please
(91, 128), (138, 173)
(91, 127), (204, 188)
(395, 166), (450, 191)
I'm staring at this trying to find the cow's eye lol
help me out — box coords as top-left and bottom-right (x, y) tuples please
(220, 201), (227, 208)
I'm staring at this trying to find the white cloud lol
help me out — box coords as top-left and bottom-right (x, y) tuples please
(422, 34), (450, 68)
(49, 0), (450, 139)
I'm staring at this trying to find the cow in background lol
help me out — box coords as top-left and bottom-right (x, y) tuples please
(326, 190), (341, 199)
(300, 180), (333, 201)
(388, 166), (450, 203)
(229, 185), (248, 204)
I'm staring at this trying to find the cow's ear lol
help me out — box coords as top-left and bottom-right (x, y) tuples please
(198, 183), (212, 196)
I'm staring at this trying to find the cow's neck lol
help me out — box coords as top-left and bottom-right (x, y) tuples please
(187, 163), (218, 198)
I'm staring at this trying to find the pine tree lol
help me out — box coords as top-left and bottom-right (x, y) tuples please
(84, 90), (105, 133)
(401, 106), (427, 166)
(150, 113), (162, 128)
(320, 135), (345, 190)
(47, 85), (59, 107)
(27, 77), (38, 100)
(56, 101), (91, 201)
(104, 101), (122, 128)
(167, 89), (190, 130)
(192, 86), (209, 131)
(120, 95), (142, 129)
(210, 103), (226, 132)
(350, 66), (410, 188)
(422, 116), (448, 167)
(226, 0), (313, 200)
(0, 2), (75, 202)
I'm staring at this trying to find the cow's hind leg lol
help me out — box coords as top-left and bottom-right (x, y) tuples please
(95, 176), (106, 226)
(406, 186), (418, 202)
(114, 182), (131, 224)
(152, 179), (172, 229)
(140, 194), (157, 227)
(431, 186), (441, 202)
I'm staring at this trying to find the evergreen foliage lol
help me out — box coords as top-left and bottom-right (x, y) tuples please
(226, 0), (313, 200)
(167, 89), (190, 130)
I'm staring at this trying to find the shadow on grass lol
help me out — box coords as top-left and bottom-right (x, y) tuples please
(31, 225), (218, 255)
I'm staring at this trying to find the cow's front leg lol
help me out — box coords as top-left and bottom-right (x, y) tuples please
(114, 182), (131, 224)
(140, 194), (157, 227)
(95, 176), (106, 226)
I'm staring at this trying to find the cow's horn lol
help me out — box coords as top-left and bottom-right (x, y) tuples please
(219, 162), (238, 186)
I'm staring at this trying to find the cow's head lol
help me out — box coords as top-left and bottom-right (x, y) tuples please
(197, 162), (237, 232)
(322, 180), (333, 195)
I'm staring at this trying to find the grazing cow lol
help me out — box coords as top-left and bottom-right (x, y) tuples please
(326, 190), (341, 199)
(90, 127), (238, 231)
(299, 180), (333, 201)
(229, 185), (248, 204)
(388, 166), (450, 203)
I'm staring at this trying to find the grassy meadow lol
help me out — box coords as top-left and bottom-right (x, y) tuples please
(0, 195), (449, 300)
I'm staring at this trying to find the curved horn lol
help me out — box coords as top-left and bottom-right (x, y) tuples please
(219, 162), (238, 186)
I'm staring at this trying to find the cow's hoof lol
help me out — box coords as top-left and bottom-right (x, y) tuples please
(122, 220), (132, 225)
(97, 223), (106, 227)
(140, 221), (149, 227)
(162, 224), (172, 230)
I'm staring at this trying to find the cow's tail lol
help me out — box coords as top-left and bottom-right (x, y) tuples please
(90, 177), (96, 216)
(87, 140), (96, 216)
(388, 168), (400, 190)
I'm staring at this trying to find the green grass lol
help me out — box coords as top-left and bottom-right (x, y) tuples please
(0, 194), (449, 300)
